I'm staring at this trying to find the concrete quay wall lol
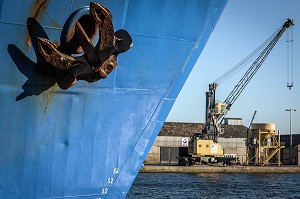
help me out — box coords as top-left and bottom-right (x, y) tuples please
(140, 165), (300, 173)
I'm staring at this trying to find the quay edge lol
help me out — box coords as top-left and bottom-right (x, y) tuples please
(140, 165), (300, 173)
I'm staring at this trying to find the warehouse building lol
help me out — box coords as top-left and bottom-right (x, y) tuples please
(145, 121), (300, 165)
(145, 120), (248, 164)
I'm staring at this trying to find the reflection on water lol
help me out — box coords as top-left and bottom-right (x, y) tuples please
(127, 173), (300, 199)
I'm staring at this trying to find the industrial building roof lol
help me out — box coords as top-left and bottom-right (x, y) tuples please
(158, 122), (249, 138)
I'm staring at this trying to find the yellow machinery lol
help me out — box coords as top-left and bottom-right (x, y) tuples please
(214, 102), (227, 115)
(185, 133), (230, 165)
(249, 123), (285, 166)
(189, 139), (223, 157)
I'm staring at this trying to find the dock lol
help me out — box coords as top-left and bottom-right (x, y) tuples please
(140, 165), (300, 173)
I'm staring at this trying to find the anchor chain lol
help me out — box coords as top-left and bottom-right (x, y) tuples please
(36, 2), (133, 89)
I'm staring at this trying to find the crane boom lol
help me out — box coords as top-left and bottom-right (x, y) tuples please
(224, 18), (294, 109)
(203, 18), (294, 142)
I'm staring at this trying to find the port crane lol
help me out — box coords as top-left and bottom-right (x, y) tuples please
(201, 18), (294, 143)
(187, 19), (294, 165)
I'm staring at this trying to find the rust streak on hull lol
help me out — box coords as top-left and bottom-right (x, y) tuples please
(27, 0), (49, 46)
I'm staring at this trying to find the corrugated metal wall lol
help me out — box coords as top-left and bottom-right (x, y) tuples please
(160, 147), (179, 164)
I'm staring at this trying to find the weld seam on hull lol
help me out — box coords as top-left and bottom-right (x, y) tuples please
(38, 193), (102, 199)
(121, 0), (129, 28)
(0, 83), (167, 97)
(131, 33), (193, 43)
(0, 21), (62, 30)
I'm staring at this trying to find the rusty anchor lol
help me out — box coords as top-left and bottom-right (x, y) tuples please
(36, 2), (133, 89)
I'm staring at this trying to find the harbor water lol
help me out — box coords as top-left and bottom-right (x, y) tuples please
(127, 173), (300, 198)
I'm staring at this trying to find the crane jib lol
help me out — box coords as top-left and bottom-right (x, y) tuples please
(203, 18), (294, 142)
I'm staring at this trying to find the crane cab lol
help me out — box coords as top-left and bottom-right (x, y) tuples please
(214, 102), (227, 115)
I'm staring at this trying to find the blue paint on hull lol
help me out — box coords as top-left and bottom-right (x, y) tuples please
(0, 0), (228, 198)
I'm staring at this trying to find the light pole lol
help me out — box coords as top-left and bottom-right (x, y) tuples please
(286, 108), (296, 165)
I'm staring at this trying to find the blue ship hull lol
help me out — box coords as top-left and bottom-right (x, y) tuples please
(0, 0), (227, 198)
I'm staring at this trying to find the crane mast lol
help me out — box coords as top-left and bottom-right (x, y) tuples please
(203, 18), (294, 142)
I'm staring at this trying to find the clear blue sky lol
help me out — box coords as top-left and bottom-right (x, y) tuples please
(167, 0), (300, 135)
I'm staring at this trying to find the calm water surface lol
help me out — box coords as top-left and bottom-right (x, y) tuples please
(127, 173), (300, 199)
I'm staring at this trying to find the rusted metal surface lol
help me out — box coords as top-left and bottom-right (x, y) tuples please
(91, 2), (114, 51)
(36, 2), (133, 89)
(64, 14), (97, 54)
(37, 37), (75, 70)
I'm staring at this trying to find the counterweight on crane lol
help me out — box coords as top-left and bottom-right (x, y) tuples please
(186, 19), (294, 165)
